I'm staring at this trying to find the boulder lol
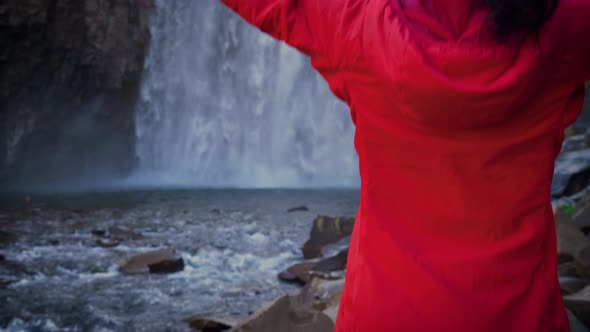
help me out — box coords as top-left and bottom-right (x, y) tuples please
(564, 286), (590, 328)
(119, 248), (183, 275)
(187, 316), (239, 331)
(559, 261), (585, 278)
(572, 192), (590, 232)
(96, 238), (120, 248)
(572, 207), (590, 233)
(295, 278), (345, 322)
(562, 135), (588, 154)
(229, 295), (334, 332)
(560, 277), (589, 295)
(279, 261), (317, 284)
(580, 245), (590, 272)
(321, 236), (351, 258)
(303, 216), (354, 259)
(148, 258), (184, 274)
(555, 211), (590, 275)
(0, 231), (17, 248)
(559, 253), (576, 265)
(108, 225), (143, 241)
(553, 149), (590, 197)
(92, 226), (142, 242)
(288, 206), (309, 213)
(91, 229), (107, 237)
(279, 250), (348, 284)
(567, 309), (590, 332)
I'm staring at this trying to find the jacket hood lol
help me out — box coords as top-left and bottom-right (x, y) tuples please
(368, 0), (556, 132)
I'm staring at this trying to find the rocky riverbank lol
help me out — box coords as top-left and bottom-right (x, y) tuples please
(187, 208), (590, 332)
(0, 189), (360, 331)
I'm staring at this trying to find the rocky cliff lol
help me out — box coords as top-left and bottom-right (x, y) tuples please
(0, 0), (152, 189)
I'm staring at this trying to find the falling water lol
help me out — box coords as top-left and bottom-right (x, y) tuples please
(134, 0), (359, 188)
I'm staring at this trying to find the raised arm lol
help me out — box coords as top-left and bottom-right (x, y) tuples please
(220, 0), (365, 64)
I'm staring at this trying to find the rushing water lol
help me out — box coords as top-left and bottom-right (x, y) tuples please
(134, 0), (358, 188)
(0, 189), (360, 331)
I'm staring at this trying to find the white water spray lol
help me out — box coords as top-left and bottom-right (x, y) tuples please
(133, 0), (358, 188)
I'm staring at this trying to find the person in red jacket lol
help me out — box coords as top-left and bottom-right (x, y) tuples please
(220, 0), (590, 331)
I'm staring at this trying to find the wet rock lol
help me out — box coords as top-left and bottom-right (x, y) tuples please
(279, 250), (348, 284)
(222, 285), (262, 298)
(563, 135), (588, 154)
(91, 229), (107, 237)
(0, 258), (32, 287)
(580, 245), (590, 271)
(556, 211), (590, 275)
(559, 253), (576, 264)
(279, 261), (317, 284)
(303, 216), (354, 259)
(119, 248), (183, 275)
(0, 231), (18, 248)
(148, 258), (184, 274)
(567, 309), (590, 332)
(187, 316), (238, 331)
(295, 278), (345, 323)
(211, 208), (221, 214)
(0, 255), (4, 261)
(320, 236), (351, 258)
(573, 209), (590, 232)
(92, 226), (142, 242)
(229, 295), (334, 332)
(47, 239), (60, 246)
(553, 149), (590, 197)
(563, 286), (590, 327)
(288, 206), (309, 213)
(560, 277), (589, 295)
(312, 250), (348, 274)
(108, 225), (143, 241)
(138, 0), (155, 8)
(96, 238), (120, 248)
(559, 261), (585, 278)
(572, 193), (590, 232)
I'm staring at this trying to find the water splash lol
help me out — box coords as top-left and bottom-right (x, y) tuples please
(134, 0), (358, 188)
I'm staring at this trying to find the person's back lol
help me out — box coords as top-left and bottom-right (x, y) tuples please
(220, 0), (590, 330)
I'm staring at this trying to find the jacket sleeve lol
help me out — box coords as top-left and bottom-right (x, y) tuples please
(219, 0), (364, 63)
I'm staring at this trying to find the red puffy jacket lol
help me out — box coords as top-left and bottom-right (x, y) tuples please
(221, 0), (590, 330)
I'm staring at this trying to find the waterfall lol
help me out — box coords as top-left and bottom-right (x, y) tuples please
(134, 0), (358, 188)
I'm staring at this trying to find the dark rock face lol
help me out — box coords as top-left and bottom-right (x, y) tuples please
(0, 0), (152, 187)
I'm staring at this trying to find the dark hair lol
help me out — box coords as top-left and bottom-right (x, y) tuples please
(486, 0), (560, 39)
